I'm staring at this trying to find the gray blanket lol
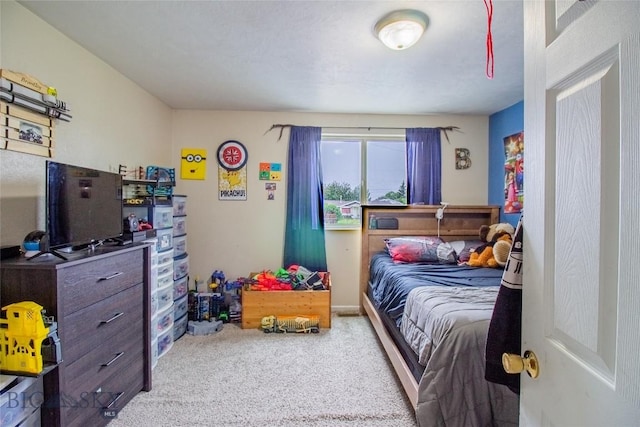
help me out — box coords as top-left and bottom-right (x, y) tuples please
(401, 286), (520, 427)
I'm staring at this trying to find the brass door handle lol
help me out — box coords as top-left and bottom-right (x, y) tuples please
(502, 350), (540, 378)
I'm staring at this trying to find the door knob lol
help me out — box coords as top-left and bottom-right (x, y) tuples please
(502, 350), (540, 378)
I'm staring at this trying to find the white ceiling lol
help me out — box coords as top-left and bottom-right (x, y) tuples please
(18, 0), (524, 116)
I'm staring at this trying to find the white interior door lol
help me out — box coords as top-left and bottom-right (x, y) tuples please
(522, 1), (640, 425)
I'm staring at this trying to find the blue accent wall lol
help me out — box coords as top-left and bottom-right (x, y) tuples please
(488, 101), (524, 227)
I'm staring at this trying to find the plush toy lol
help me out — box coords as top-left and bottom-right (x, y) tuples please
(492, 237), (513, 267)
(467, 223), (515, 268)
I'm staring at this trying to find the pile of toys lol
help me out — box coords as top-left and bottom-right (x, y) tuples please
(187, 270), (243, 335)
(246, 265), (327, 291)
(186, 266), (328, 335)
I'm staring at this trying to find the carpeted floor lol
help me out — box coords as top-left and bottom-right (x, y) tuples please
(109, 314), (417, 426)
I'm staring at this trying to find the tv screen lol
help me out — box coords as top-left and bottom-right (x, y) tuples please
(46, 161), (123, 249)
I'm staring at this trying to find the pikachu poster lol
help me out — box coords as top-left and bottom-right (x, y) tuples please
(217, 140), (248, 200)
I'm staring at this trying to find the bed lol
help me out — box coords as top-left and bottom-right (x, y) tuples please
(360, 205), (519, 426)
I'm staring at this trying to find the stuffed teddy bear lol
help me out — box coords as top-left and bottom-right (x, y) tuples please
(467, 223), (515, 268)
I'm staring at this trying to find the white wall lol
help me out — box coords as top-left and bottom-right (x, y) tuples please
(0, 1), (172, 245)
(172, 111), (489, 311)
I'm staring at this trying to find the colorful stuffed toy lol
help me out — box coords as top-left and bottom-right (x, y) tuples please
(467, 223), (515, 268)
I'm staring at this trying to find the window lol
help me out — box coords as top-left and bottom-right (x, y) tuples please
(321, 135), (407, 229)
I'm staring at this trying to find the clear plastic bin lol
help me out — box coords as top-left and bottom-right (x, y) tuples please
(157, 269), (174, 291)
(156, 228), (173, 252)
(158, 328), (174, 359)
(157, 259), (173, 279)
(155, 303), (174, 337)
(172, 195), (187, 216)
(174, 294), (188, 320)
(173, 254), (189, 281)
(149, 206), (174, 229)
(158, 249), (174, 265)
(157, 281), (174, 312)
(173, 216), (187, 237)
(173, 235), (187, 258)
(173, 275), (189, 300)
(173, 313), (188, 341)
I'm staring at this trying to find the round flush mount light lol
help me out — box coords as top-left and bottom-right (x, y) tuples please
(374, 9), (429, 51)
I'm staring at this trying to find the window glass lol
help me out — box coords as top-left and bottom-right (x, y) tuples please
(366, 140), (407, 204)
(321, 137), (406, 229)
(321, 140), (362, 229)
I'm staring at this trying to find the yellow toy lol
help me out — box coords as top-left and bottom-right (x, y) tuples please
(0, 301), (58, 374)
(467, 223), (514, 268)
(260, 315), (320, 333)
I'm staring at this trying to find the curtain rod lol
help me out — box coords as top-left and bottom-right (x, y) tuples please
(264, 124), (461, 142)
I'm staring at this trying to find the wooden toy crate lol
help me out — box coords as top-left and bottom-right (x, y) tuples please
(241, 272), (331, 329)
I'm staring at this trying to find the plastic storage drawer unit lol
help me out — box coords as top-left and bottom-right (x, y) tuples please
(151, 291), (159, 317)
(173, 275), (188, 300)
(149, 206), (174, 229)
(172, 195), (187, 216)
(157, 281), (174, 312)
(174, 294), (188, 320)
(157, 259), (173, 280)
(155, 228), (173, 252)
(154, 303), (174, 338)
(157, 328), (174, 359)
(151, 337), (159, 369)
(173, 314), (188, 341)
(173, 215), (187, 237)
(173, 235), (187, 258)
(157, 249), (174, 266)
(173, 254), (189, 281)
(157, 269), (174, 292)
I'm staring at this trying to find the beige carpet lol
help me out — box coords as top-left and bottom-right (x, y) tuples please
(109, 314), (417, 427)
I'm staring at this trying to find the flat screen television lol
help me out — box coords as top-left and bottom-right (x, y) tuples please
(46, 160), (123, 251)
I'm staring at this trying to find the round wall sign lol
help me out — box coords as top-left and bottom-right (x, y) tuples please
(217, 140), (248, 171)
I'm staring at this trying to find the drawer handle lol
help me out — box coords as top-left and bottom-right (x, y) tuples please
(101, 351), (125, 367)
(98, 271), (123, 281)
(100, 312), (124, 325)
(104, 391), (125, 409)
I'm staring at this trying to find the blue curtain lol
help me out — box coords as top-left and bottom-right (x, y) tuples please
(406, 128), (442, 204)
(283, 126), (328, 271)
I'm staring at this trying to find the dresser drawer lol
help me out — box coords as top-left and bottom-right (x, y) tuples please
(62, 352), (144, 427)
(61, 284), (143, 363)
(64, 317), (143, 397)
(61, 250), (143, 314)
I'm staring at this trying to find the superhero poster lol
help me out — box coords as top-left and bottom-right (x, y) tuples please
(504, 132), (523, 213)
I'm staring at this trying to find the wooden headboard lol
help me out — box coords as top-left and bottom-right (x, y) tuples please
(359, 205), (500, 310)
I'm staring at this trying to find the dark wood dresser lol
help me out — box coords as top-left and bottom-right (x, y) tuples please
(1, 244), (152, 427)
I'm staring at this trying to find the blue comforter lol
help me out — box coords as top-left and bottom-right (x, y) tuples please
(369, 252), (504, 327)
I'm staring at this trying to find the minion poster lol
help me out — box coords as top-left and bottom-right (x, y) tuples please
(217, 140), (248, 200)
(180, 148), (207, 180)
(504, 132), (523, 213)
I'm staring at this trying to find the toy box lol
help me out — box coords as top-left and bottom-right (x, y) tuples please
(241, 272), (331, 329)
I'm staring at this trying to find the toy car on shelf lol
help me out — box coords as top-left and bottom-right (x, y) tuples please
(260, 315), (320, 334)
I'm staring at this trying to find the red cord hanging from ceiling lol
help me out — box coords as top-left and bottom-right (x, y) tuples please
(484, 0), (494, 79)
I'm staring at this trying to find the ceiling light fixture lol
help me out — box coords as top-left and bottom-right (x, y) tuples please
(374, 9), (429, 51)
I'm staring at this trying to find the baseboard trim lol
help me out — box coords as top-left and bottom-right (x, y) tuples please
(332, 305), (361, 316)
